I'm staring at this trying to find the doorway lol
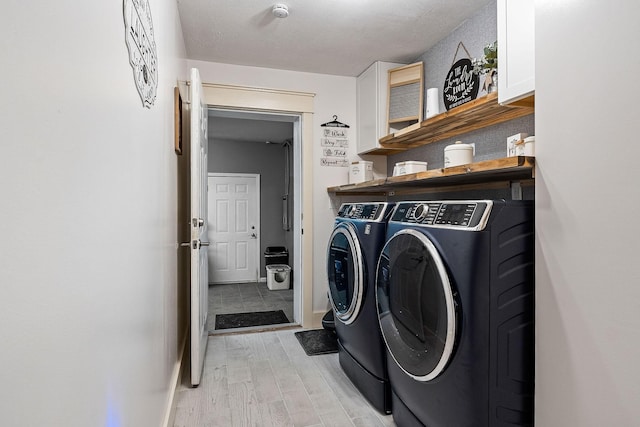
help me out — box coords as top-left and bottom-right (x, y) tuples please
(200, 82), (315, 329)
(207, 109), (298, 333)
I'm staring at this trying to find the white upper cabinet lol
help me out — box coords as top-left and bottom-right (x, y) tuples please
(357, 61), (404, 154)
(497, 0), (535, 105)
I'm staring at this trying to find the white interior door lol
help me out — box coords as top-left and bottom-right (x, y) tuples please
(208, 173), (260, 284)
(189, 68), (209, 386)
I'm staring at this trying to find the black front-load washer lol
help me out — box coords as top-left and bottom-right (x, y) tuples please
(376, 200), (535, 426)
(327, 202), (394, 414)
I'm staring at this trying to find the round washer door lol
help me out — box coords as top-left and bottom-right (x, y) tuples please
(327, 222), (364, 325)
(376, 228), (457, 381)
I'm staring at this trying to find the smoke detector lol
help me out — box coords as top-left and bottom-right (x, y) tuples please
(272, 4), (289, 18)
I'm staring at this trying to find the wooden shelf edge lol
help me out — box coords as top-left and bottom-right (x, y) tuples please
(360, 147), (407, 155)
(331, 191), (389, 197)
(327, 178), (387, 193)
(505, 94), (535, 108)
(389, 116), (419, 123)
(327, 156), (535, 195)
(378, 92), (534, 151)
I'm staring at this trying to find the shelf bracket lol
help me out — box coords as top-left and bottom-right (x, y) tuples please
(511, 181), (523, 200)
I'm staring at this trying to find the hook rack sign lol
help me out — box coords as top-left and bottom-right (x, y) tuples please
(320, 116), (350, 167)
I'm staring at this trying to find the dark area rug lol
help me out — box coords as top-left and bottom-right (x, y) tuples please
(215, 310), (289, 330)
(295, 329), (338, 356)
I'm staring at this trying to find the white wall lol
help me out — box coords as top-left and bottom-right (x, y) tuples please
(188, 61), (358, 315)
(0, 1), (188, 426)
(535, 1), (640, 425)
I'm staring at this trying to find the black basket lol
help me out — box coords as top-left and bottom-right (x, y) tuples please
(264, 246), (288, 266)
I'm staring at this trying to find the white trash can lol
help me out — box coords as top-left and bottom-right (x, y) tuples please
(266, 264), (291, 290)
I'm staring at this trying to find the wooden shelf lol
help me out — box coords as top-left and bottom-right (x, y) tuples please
(327, 156), (535, 196)
(378, 92), (534, 151)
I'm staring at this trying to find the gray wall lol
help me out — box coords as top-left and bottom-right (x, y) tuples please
(208, 137), (293, 275)
(388, 0), (535, 201)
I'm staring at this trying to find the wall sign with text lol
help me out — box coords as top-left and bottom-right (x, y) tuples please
(320, 127), (349, 167)
(123, 0), (158, 108)
(443, 58), (479, 111)
(320, 116), (350, 167)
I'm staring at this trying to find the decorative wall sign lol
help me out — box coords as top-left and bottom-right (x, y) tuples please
(320, 116), (350, 167)
(443, 58), (479, 111)
(123, 0), (158, 108)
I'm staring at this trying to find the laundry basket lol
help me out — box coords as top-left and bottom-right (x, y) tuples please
(266, 264), (291, 291)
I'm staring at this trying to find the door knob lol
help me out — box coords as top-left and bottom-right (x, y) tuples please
(250, 233), (257, 238)
(180, 240), (210, 249)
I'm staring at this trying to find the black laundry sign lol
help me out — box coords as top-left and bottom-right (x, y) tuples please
(443, 58), (479, 111)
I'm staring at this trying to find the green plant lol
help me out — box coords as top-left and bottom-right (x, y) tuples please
(472, 41), (498, 74)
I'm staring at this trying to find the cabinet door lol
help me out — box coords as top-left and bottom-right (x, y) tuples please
(357, 61), (404, 154)
(497, 0), (535, 105)
(357, 63), (379, 154)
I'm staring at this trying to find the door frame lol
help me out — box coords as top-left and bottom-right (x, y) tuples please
(202, 83), (314, 328)
(208, 172), (261, 284)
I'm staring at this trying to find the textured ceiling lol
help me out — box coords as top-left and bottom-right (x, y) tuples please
(177, 0), (493, 77)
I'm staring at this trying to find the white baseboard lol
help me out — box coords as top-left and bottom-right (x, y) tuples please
(162, 332), (187, 427)
(259, 276), (266, 282)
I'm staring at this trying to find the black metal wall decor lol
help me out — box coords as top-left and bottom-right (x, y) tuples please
(443, 43), (479, 111)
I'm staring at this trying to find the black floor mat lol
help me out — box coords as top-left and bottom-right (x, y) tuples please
(294, 329), (338, 356)
(215, 310), (289, 330)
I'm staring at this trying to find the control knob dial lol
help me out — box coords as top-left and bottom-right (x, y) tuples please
(412, 203), (430, 222)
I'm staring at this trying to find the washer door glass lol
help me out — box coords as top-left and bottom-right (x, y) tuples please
(327, 223), (363, 325)
(376, 229), (457, 381)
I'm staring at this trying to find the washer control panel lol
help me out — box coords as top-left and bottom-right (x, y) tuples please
(337, 203), (393, 222)
(390, 201), (493, 231)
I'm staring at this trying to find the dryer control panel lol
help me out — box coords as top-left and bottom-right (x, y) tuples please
(390, 201), (493, 231)
(337, 203), (393, 222)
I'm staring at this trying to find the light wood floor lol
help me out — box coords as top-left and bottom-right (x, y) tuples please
(173, 329), (396, 427)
